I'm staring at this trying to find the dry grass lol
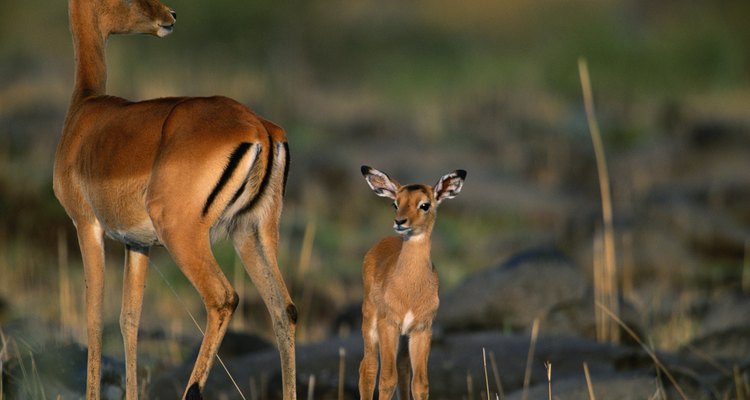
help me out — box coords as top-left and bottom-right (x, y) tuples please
(521, 318), (540, 400)
(0, 329), (6, 400)
(596, 301), (689, 400)
(579, 58), (620, 345)
(488, 350), (504, 400)
(544, 361), (552, 400)
(337, 347), (345, 400)
(482, 348), (490, 400)
(583, 362), (596, 400)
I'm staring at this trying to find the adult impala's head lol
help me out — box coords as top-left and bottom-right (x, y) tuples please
(72, 0), (177, 38)
(362, 166), (466, 239)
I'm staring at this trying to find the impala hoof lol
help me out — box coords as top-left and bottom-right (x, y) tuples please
(185, 382), (202, 400)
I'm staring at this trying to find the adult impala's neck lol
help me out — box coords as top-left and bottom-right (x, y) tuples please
(69, 0), (108, 103)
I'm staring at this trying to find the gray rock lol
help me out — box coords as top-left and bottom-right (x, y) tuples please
(540, 294), (644, 344)
(2, 342), (123, 400)
(437, 248), (587, 332)
(696, 293), (750, 337)
(684, 325), (750, 362)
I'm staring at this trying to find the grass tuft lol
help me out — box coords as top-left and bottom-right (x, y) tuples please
(579, 57), (620, 345)
(596, 301), (688, 400)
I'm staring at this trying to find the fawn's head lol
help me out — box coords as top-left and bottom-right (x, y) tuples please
(361, 166), (466, 239)
(73, 0), (177, 38)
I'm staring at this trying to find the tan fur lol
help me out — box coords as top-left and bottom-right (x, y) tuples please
(358, 166), (466, 400)
(53, 1), (296, 399)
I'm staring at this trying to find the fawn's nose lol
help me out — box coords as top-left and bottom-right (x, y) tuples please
(170, 10), (177, 20)
(394, 218), (407, 227)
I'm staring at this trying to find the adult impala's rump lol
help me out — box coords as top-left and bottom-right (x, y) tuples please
(53, 0), (297, 398)
(358, 166), (466, 400)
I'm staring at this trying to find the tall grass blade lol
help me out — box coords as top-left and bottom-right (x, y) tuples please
(31, 355), (46, 400)
(58, 228), (77, 340)
(483, 348), (491, 400)
(583, 362), (596, 400)
(0, 330), (5, 400)
(544, 361), (552, 400)
(338, 347), (345, 400)
(579, 57), (620, 344)
(307, 374), (316, 400)
(743, 240), (750, 294)
(249, 376), (258, 400)
(298, 218), (317, 278)
(297, 218), (317, 341)
(735, 365), (746, 400)
(522, 318), (540, 400)
(466, 370), (475, 400)
(232, 255), (246, 331)
(488, 350), (504, 400)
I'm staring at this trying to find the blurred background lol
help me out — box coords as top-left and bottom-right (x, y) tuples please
(1, 0), (750, 398)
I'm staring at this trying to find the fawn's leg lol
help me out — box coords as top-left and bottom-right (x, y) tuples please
(397, 335), (411, 400)
(409, 330), (433, 400)
(377, 320), (400, 400)
(359, 301), (379, 400)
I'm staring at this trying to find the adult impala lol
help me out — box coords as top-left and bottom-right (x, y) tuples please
(53, 0), (297, 398)
(358, 166), (466, 400)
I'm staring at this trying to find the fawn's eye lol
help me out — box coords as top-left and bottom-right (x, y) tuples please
(393, 202), (398, 210)
(419, 202), (431, 212)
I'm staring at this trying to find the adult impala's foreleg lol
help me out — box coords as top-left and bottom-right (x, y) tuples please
(120, 245), (150, 399)
(75, 222), (106, 400)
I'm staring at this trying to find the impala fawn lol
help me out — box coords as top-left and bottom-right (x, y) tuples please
(54, 0), (296, 398)
(358, 166), (467, 400)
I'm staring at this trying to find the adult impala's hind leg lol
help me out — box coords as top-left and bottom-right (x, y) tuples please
(156, 227), (238, 399)
(233, 219), (297, 400)
(77, 222), (106, 400)
(120, 245), (150, 399)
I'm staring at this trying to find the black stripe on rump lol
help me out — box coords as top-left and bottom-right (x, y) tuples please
(282, 142), (290, 197)
(202, 142), (252, 216)
(237, 133), (275, 216)
(227, 144), (263, 209)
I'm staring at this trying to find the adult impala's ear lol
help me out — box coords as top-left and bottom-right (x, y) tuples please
(434, 170), (466, 204)
(361, 165), (399, 200)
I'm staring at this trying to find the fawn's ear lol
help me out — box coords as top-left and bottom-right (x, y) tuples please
(434, 170), (466, 204)
(361, 166), (399, 200)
